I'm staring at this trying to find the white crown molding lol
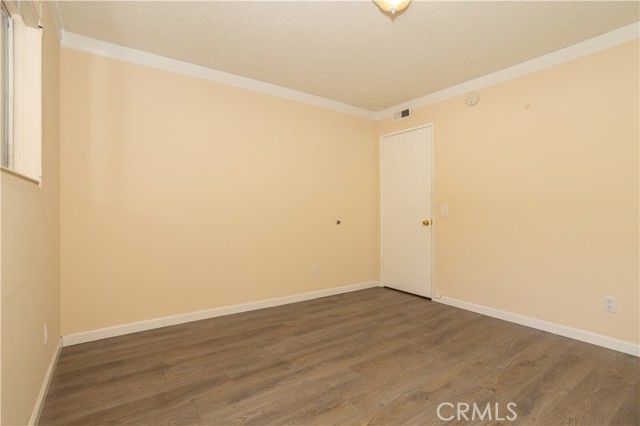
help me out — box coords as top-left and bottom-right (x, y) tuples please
(60, 31), (377, 121)
(436, 296), (639, 357)
(377, 22), (640, 120)
(62, 281), (381, 347)
(59, 22), (638, 122)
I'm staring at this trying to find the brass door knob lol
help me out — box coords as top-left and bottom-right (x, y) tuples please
(422, 219), (430, 226)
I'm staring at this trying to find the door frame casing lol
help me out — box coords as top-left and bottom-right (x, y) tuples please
(379, 123), (435, 298)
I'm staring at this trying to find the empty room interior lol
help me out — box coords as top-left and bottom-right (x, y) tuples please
(1, 1), (639, 425)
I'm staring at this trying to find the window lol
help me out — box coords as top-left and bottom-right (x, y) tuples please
(1, 3), (11, 169)
(1, 0), (42, 184)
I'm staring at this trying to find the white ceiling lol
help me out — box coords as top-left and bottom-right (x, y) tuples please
(54, 1), (640, 112)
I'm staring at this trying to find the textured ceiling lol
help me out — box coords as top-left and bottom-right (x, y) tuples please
(55, 1), (640, 112)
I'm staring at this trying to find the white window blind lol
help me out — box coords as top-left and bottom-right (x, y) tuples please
(1, 0), (42, 183)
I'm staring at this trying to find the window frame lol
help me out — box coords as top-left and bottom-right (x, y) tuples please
(1, 0), (42, 185)
(1, 1), (13, 171)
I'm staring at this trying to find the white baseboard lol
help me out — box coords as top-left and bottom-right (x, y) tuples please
(29, 338), (62, 425)
(63, 281), (380, 347)
(436, 296), (639, 357)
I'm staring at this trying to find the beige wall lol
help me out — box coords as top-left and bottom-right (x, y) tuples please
(60, 39), (639, 345)
(1, 4), (60, 425)
(60, 49), (379, 335)
(378, 40), (639, 344)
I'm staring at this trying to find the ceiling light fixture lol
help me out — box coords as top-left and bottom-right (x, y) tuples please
(373, 0), (411, 16)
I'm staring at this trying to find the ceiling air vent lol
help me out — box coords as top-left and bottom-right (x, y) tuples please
(393, 108), (410, 122)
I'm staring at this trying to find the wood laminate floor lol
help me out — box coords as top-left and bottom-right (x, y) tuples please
(40, 288), (639, 426)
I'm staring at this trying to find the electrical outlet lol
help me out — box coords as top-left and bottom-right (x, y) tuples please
(312, 264), (320, 276)
(603, 296), (617, 313)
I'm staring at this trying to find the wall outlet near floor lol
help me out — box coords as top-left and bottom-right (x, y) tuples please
(44, 323), (48, 345)
(312, 264), (320, 276)
(603, 296), (617, 313)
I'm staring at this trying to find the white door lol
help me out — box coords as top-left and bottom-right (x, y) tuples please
(381, 126), (433, 297)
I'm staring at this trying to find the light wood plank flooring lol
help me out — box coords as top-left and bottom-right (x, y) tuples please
(40, 288), (639, 425)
